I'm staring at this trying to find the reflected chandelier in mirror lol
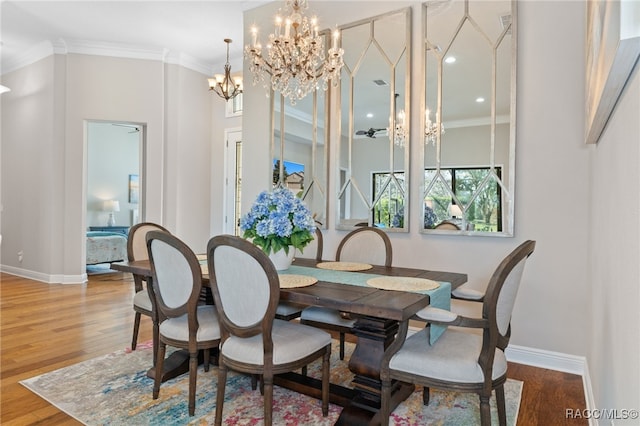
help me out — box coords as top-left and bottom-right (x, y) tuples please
(337, 8), (411, 232)
(422, 0), (516, 236)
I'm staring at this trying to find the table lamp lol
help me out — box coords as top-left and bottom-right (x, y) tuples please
(103, 200), (120, 226)
(449, 204), (462, 219)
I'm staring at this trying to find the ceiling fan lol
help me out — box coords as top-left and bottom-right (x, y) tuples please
(355, 128), (386, 138)
(112, 123), (140, 133)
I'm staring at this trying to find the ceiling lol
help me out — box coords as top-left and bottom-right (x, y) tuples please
(1, 1), (267, 74)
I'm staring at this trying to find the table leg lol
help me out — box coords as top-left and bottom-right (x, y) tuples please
(336, 316), (415, 426)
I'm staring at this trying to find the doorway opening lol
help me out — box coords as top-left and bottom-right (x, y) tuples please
(84, 120), (145, 269)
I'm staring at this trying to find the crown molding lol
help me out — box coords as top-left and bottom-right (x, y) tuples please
(2, 39), (216, 77)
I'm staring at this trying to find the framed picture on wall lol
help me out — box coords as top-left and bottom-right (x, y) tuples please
(128, 174), (139, 204)
(585, 0), (640, 144)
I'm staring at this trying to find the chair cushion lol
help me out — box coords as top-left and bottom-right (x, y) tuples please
(300, 306), (356, 328)
(276, 302), (305, 317)
(133, 290), (152, 311)
(221, 319), (331, 366)
(389, 328), (507, 383)
(452, 285), (485, 300)
(159, 305), (221, 342)
(414, 306), (458, 323)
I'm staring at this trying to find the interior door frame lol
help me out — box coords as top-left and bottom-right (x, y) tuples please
(83, 120), (146, 269)
(223, 128), (242, 235)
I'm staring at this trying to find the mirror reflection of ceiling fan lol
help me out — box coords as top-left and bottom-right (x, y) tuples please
(355, 127), (387, 138)
(112, 123), (140, 133)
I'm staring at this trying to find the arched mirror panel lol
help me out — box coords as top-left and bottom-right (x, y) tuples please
(272, 83), (329, 228)
(337, 8), (411, 231)
(422, 0), (516, 236)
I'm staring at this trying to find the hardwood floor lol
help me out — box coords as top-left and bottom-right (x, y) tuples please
(0, 271), (587, 425)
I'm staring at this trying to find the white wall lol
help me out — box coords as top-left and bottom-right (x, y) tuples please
(589, 67), (640, 422)
(1, 55), (64, 281)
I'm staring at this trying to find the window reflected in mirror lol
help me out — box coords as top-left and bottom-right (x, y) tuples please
(338, 8), (411, 232)
(423, 0), (516, 236)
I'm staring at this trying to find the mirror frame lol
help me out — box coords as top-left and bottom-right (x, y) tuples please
(421, 0), (517, 237)
(336, 7), (412, 233)
(270, 84), (331, 229)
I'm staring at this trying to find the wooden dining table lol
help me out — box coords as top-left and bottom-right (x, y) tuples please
(112, 256), (467, 425)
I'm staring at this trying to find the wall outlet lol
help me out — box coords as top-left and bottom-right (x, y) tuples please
(17, 251), (23, 262)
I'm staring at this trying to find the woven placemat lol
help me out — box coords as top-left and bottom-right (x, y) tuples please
(316, 262), (373, 272)
(278, 274), (318, 288)
(366, 276), (440, 292)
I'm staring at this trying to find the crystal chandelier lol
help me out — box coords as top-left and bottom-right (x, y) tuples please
(208, 39), (243, 101)
(393, 110), (408, 147)
(425, 108), (445, 145)
(391, 93), (408, 147)
(244, 0), (344, 104)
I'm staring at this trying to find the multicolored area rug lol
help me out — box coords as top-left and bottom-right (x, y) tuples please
(21, 340), (522, 425)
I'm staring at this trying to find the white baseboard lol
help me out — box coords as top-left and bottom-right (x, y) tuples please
(581, 361), (598, 426)
(1, 265), (86, 284)
(504, 344), (596, 424)
(505, 343), (586, 375)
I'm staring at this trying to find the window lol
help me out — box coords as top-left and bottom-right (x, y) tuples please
(372, 172), (406, 228)
(424, 167), (502, 232)
(225, 93), (243, 117)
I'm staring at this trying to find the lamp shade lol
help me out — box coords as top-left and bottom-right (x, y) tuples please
(449, 204), (462, 218)
(103, 200), (120, 212)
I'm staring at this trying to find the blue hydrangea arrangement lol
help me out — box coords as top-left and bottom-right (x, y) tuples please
(240, 188), (316, 255)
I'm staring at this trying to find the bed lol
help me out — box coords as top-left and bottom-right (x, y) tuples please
(86, 231), (128, 265)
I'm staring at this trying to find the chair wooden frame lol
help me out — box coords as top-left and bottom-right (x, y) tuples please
(380, 240), (536, 426)
(336, 226), (393, 267)
(127, 222), (170, 351)
(301, 226), (393, 359)
(207, 235), (330, 426)
(146, 231), (220, 416)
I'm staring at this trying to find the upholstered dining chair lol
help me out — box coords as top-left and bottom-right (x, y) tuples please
(127, 222), (171, 351)
(301, 226), (392, 359)
(146, 231), (221, 417)
(380, 240), (536, 426)
(434, 220), (461, 230)
(207, 235), (331, 426)
(275, 226), (324, 321)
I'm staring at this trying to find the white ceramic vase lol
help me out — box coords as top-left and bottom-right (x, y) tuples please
(269, 248), (294, 271)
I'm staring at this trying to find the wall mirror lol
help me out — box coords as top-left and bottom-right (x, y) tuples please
(337, 8), (411, 232)
(272, 87), (329, 228)
(422, 0), (516, 236)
